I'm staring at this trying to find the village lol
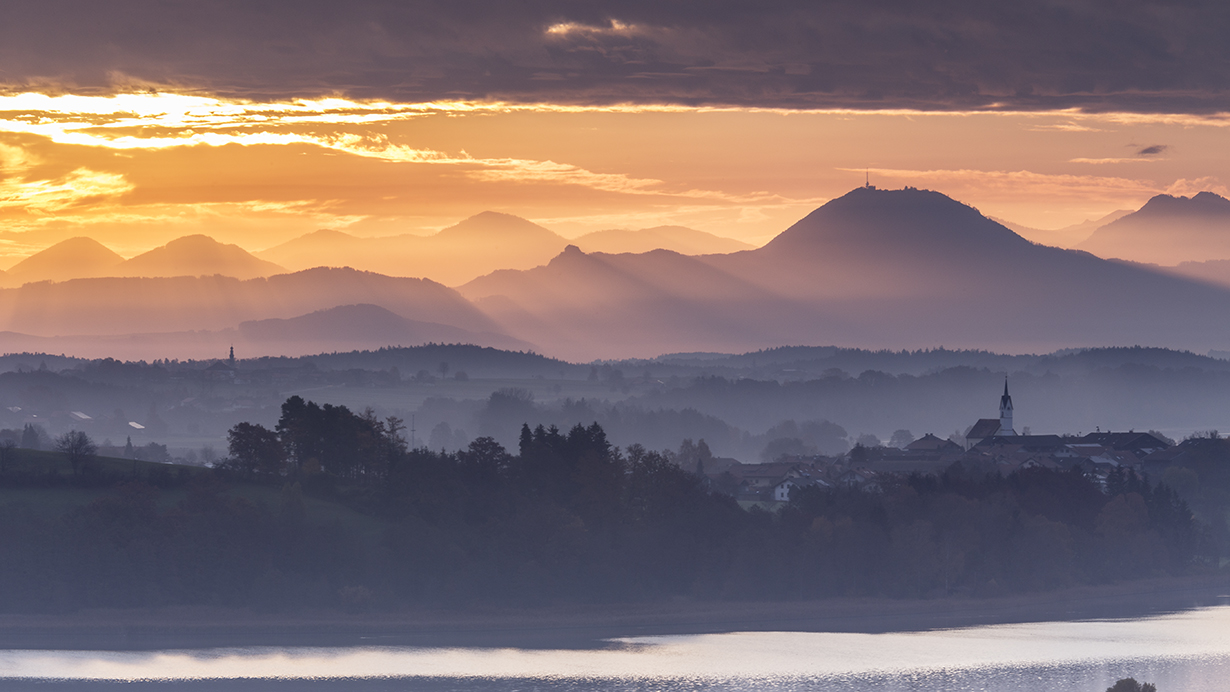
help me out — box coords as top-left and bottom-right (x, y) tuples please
(0, 352), (1213, 511)
(705, 382), (1185, 507)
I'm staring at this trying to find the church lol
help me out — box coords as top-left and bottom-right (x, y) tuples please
(965, 381), (1016, 449)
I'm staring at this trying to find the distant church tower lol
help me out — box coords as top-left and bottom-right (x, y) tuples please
(228, 345), (235, 367)
(999, 380), (1016, 436)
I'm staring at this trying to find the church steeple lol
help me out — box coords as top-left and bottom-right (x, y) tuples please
(228, 345), (235, 367)
(999, 379), (1016, 435)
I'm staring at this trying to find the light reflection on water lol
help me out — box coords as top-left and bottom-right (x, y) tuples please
(3, 606), (1230, 690)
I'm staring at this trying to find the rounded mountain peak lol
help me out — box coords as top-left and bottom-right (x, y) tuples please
(119, 235), (285, 279)
(435, 211), (563, 243)
(1134, 190), (1230, 218)
(7, 236), (125, 283)
(760, 186), (1029, 259)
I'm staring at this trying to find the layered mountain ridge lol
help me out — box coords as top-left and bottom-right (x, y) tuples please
(1078, 190), (1230, 265)
(5, 187), (1230, 361)
(3, 235), (285, 286)
(463, 186), (1230, 359)
(256, 213), (755, 284)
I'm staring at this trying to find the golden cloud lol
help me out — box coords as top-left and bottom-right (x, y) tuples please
(0, 168), (132, 214)
(3, 89), (1228, 247)
(545, 19), (645, 37)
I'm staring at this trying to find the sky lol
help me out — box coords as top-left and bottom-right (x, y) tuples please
(2, 0), (1230, 262)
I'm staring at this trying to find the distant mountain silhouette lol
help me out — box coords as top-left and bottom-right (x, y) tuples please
(1077, 191), (1230, 264)
(117, 235), (285, 279)
(4, 237), (124, 285)
(433, 211), (563, 245)
(0, 303), (531, 360)
(462, 245), (782, 358)
(258, 212), (569, 285)
(463, 187), (1230, 360)
(573, 226), (755, 255)
(0, 267), (500, 338)
(993, 210), (1131, 248)
(1159, 258), (1230, 289)
(253, 228), (364, 269)
(13, 189), (1230, 362)
(238, 304), (532, 353)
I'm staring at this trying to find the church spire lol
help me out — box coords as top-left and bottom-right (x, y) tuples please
(999, 378), (1016, 435)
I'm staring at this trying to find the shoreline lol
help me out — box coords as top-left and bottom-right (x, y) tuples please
(0, 575), (1225, 651)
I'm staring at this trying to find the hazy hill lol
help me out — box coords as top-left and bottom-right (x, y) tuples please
(289, 343), (581, 379)
(461, 245), (786, 359)
(259, 212), (569, 285)
(993, 210), (1131, 248)
(0, 267), (500, 338)
(4, 237), (124, 285)
(433, 211), (561, 246)
(1077, 191), (1230, 264)
(463, 187), (1230, 360)
(237, 304), (532, 354)
(117, 235), (286, 280)
(1163, 258), (1230, 288)
(253, 228), (361, 270)
(573, 226), (755, 255)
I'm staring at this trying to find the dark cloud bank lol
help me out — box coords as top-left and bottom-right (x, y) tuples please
(3, 0), (1230, 112)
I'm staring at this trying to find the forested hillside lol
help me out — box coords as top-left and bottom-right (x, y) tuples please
(0, 397), (1210, 613)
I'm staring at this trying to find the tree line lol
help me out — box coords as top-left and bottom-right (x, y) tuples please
(0, 396), (1212, 613)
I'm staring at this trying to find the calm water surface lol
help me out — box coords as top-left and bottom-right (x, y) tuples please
(3, 606), (1230, 691)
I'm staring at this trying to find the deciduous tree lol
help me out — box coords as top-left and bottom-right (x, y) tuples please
(55, 430), (96, 476)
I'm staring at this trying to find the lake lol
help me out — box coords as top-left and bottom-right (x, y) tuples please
(3, 605), (1230, 690)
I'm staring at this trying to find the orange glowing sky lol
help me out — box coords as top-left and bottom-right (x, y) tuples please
(3, 93), (1228, 264)
(2, 3), (1230, 265)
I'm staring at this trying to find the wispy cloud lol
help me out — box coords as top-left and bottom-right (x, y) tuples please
(1166, 177), (1230, 197)
(851, 167), (1161, 199)
(1069, 157), (1162, 164)
(0, 93), (810, 206)
(545, 19), (646, 38)
(0, 168), (132, 213)
(1028, 122), (1104, 132)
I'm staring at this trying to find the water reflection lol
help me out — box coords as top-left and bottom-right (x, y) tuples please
(3, 606), (1230, 690)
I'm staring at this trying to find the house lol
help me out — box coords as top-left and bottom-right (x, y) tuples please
(773, 479), (795, 502)
(773, 476), (831, 501)
(1075, 431), (1171, 459)
(1140, 436), (1209, 477)
(1141, 444), (1191, 477)
(836, 468), (881, 493)
(975, 435), (1069, 455)
(907, 433), (963, 454)
(728, 461), (808, 489)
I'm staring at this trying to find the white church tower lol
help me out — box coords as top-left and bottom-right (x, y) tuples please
(999, 380), (1017, 436)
